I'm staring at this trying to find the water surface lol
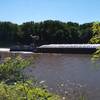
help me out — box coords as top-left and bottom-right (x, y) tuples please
(26, 53), (100, 100)
(1, 52), (100, 100)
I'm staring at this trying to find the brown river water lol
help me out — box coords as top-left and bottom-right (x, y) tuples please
(0, 52), (100, 100)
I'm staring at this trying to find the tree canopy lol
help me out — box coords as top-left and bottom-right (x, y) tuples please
(0, 20), (95, 47)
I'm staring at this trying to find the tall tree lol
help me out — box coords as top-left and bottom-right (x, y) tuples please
(90, 22), (100, 43)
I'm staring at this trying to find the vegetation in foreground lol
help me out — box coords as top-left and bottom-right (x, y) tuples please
(0, 56), (60, 100)
(0, 82), (60, 100)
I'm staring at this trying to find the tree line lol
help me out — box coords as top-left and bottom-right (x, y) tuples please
(0, 20), (96, 47)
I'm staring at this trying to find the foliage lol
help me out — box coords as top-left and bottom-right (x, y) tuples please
(80, 23), (93, 43)
(90, 35), (100, 43)
(90, 22), (100, 43)
(91, 48), (100, 62)
(0, 56), (60, 100)
(0, 20), (95, 46)
(0, 22), (19, 45)
(0, 56), (31, 83)
(89, 22), (100, 60)
(0, 81), (60, 100)
(92, 22), (100, 35)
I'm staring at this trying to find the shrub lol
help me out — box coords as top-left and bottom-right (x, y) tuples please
(0, 81), (60, 100)
(0, 56), (60, 100)
(0, 56), (31, 83)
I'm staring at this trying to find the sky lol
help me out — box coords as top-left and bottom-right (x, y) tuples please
(0, 0), (100, 24)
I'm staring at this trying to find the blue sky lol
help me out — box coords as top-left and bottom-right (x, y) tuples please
(0, 0), (100, 24)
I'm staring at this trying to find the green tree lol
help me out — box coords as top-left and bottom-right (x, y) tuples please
(80, 23), (93, 43)
(90, 22), (100, 43)
(0, 22), (19, 46)
(20, 22), (35, 44)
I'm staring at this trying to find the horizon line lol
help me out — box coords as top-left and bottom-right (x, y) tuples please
(0, 19), (98, 25)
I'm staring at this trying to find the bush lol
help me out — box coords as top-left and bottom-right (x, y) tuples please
(0, 56), (60, 100)
(0, 56), (31, 83)
(0, 81), (60, 100)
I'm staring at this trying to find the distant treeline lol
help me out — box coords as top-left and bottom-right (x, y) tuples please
(0, 20), (95, 46)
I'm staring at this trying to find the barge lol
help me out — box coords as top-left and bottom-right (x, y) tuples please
(36, 44), (100, 54)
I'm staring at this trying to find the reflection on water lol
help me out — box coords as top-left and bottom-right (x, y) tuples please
(0, 52), (100, 100)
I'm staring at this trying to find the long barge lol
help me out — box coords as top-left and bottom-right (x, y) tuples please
(36, 44), (100, 54)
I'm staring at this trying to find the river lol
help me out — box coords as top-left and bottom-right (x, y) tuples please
(1, 52), (100, 100)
